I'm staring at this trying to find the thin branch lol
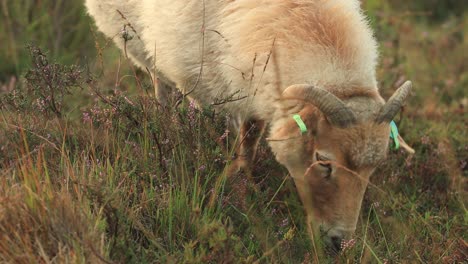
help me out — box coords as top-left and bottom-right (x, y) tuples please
(182, 0), (206, 98)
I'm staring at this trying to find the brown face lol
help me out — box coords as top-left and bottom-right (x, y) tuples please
(269, 81), (413, 252)
(269, 105), (391, 252)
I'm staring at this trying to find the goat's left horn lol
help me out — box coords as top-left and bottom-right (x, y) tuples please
(282, 84), (357, 128)
(375, 81), (412, 124)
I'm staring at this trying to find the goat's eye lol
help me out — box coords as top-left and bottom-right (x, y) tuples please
(316, 153), (329, 163)
(316, 153), (332, 176)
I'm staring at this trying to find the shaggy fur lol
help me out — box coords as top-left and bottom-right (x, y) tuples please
(85, 0), (378, 118)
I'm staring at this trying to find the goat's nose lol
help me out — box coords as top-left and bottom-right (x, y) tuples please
(321, 227), (354, 254)
(330, 235), (343, 253)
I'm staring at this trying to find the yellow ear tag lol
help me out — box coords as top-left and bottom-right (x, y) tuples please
(293, 114), (307, 135)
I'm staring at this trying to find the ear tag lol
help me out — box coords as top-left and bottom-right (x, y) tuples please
(293, 114), (307, 135)
(390, 120), (400, 150)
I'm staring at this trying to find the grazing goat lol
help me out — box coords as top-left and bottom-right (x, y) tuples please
(86, 0), (414, 252)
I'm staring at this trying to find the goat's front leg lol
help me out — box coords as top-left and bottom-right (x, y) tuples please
(227, 119), (266, 178)
(222, 119), (265, 209)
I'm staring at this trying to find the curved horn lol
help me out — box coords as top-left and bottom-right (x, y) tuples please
(375, 81), (412, 124)
(282, 84), (357, 128)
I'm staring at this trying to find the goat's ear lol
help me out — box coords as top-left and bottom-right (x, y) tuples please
(397, 134), (415, 154)
(298, 106), (320, 135)
(266, 106), (320, 141)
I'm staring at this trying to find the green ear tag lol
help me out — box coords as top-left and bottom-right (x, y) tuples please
(293, 114), (307, 135)
(390, 120), (400, 150)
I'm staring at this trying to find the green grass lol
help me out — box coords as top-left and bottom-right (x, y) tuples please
(1, 1), (467, 263)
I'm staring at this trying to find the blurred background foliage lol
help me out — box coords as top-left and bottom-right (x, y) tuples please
(0, 0), (94, 81)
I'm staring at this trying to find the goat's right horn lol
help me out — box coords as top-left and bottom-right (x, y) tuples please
(375, 81), (412, 124)
(282, 84), (357, 128)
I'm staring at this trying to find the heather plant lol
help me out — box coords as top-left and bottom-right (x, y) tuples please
(1, 47), (85, 119)
(24, 46), (83, 117)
